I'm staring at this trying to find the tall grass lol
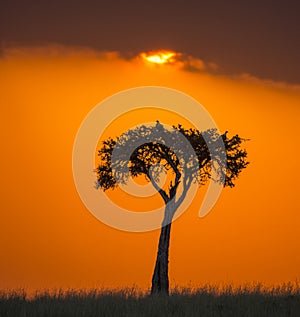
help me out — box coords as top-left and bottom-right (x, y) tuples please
(1, 282), (300, 317)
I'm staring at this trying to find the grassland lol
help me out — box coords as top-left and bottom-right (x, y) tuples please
(1, 283), (300, 317)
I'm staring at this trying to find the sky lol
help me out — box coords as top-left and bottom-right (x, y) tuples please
(0, 1), (300, 293)
(1, 0), (300, 83)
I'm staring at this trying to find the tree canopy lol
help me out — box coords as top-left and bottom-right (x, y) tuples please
(96, 122), (248, 201)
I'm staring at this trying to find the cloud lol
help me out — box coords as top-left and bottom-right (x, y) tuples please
(136, 50), (218, 73)
(0, 44), (122, 60)
(176, 54), (219, 73)
(238, 73), (300, 91)
(1, 44), (299, 93)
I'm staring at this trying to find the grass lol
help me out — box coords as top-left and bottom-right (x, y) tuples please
(1, 283), (300, 316)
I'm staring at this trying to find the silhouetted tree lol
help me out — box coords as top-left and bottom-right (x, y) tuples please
(96, 122), (249, 295)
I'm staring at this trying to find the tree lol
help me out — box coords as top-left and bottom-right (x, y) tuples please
(95, 121), (249, 295)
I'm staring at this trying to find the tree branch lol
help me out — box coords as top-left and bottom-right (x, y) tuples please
(149, 169), (169, 203)
(175, 173), (192, 210)
(160, 146), (182, 199)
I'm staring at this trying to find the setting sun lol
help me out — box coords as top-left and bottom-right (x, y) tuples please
(140, 50), (178, 64)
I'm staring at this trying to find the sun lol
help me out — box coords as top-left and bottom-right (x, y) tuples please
(140, 50), (178, 64)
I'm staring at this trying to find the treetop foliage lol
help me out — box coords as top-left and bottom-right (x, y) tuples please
(96, 122), (249, 195)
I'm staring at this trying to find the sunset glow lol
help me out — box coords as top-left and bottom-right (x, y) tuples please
(141, 50), (178, 64)
(0, 46), (300, 294)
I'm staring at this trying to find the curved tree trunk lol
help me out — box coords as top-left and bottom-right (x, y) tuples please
(151, 199), (175, 295)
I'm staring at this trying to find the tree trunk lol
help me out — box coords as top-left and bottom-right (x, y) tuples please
(151, 199), (175, 295)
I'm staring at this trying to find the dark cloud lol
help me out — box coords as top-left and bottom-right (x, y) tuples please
(1, 0), (299, 83)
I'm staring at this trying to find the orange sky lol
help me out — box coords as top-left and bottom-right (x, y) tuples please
(0, 46), (300, 292)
